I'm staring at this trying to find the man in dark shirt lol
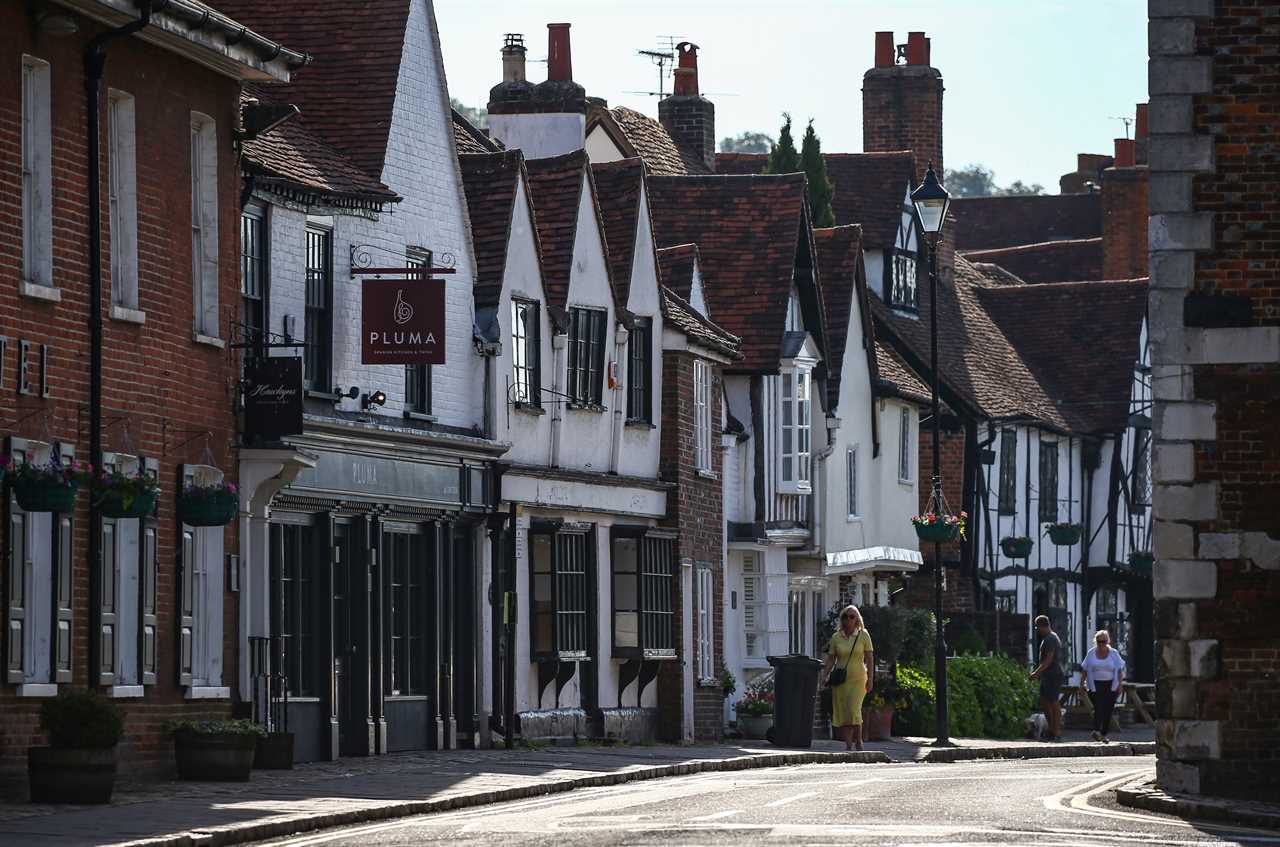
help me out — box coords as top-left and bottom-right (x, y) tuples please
(1030, 614), (1064, 741)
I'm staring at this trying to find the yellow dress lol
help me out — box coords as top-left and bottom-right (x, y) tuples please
(828, 628), (874, 727)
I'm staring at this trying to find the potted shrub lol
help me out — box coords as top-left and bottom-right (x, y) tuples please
(1046, 522), (1083, 546)
(11, 458), (87, 513)
(1129, 550), (1154, 576)
(91, 467), (159, 519)
(718, 666), (737, 700)
(862, 681), (903, 742)
(912, 511), (967, 543)
(177, 479), (239, 527)
(734, 685), (774, 739)
(170, 719), (265, 781)
(29, 690), (124, 804)
(1000, 536), (1033, 559)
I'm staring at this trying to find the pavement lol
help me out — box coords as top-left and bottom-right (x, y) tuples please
(1116, 776), (1280, 831)
(0, 728), (1158, 847)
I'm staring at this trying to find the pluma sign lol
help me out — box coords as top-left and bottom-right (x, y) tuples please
(361, 278), (446, 364)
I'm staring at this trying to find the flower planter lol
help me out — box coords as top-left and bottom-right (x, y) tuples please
(253, 732), (294, 770)
(28, 747), (116, 804)
(1000, 537), (1033, 559)
(174, 731), (257, 781)
(915, 521), (959, 543)
(862, 706), (894, 741)
(737, 715), (772, 740)
(13, 479), (78, 513)
(177, 490), (238, 527)
(1129, 551), (1154, 576)
(98, 490), (157, 520)
(1047, 524), (1082, 546)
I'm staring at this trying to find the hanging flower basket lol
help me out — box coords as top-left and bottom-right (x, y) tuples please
(11, 460), (88, 513)
(912, 511), (966, 543)
(1000, 536), (1034, 559)
(91, 469), (160, 520)
(1128, 551), (1154, 576)
(177, 481), (238, 527)
(1046, 523), (1083, 546)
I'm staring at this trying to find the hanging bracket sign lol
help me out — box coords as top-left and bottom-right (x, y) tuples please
(361, 277), (447, 365)
(244, 356), (304, 439)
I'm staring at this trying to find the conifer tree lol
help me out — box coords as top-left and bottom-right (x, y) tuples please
(800, 120), (835, 227)
(764, 113), (801, 175)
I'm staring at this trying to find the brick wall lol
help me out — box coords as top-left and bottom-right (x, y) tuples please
(659, 95), (715, 173)
(0, 7), (242, 779)
(656, 350), (726, 741)
(1102, 165), (1149, 280)
(862, 64), (944, 183)
(1148, 0), (1280, 801)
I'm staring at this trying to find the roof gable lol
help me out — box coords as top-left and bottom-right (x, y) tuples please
(813, 225), (876, 411)
(459, 150), (532, 309)
(591, 159), (647, 307)
(599, 107), (711, 176)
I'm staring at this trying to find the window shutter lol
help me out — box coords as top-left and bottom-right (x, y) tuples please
(7, 492), (27, 684)
(177, 528), (195, 686)
(141, 524), (158, 685)
(99, 520), (118, 686)
(742, 553), (759, 658)
(54, 514), (73, 683)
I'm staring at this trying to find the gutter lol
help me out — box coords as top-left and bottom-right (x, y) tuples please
(144, 0), (309, 70)
(85, 0), (152, 686)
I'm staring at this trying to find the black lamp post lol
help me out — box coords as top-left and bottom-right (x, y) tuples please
(910, 163), (953, 746)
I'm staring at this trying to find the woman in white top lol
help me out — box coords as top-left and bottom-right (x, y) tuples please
(1079, 629), (1126, 742)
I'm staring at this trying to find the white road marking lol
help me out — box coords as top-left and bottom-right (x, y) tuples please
(764, 790), (818, 807)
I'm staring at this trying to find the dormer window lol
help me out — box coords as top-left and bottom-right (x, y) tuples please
(567, 306), (606, 406)
(890, 248), (918, 310)
(779, 366), (812, 494)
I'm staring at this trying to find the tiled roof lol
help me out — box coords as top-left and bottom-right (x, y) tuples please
(813, 225), (872, 410)
(874, 339), (932, 406)
(602, 107), (712, 176)
(648, 174), (814, 373)
(661, 286), (741, 359)
(967, 262), (1030, 287)
(655, 244), (699, 302)
(459, 151), (530, 309)
(453, 109), (503, 154)
(240, 88), (398, 208)
(962, 238), (1104, 285)
(591, 159), (648, 308)
(869, 255), (1066, 429)
(524, 150), (615, 311)
(714, 151), (916, 249)
(976, 279), (1147, 433)
(212, 0), (412, 179)
(951, 192), (1103, 251)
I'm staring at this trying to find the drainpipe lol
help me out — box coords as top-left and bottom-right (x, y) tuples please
(86, 0), (152, 685)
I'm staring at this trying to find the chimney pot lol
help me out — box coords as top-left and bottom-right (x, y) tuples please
(874, 31), (895, 67)
(905, 31), (927, 65)
(547, 23), (572, 82)
(673, 41), (699, 97)
(1135, 103), (1149, 141)
(1114, 138), (1136, 167)
(924, 36), (932, 65)
(501, 33), (527, 83)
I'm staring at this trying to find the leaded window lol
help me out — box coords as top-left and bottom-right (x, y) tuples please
(567, 307), (606, 405)
(890, 248), (918, 310)
(511, 299), (541, 406)
(898, 407), (912, 482)
(240, 205), (267, 351)
(530, 525), (593, 658)
(1132, 427), (1151, 507)
(1039, 440), (1060, 523)
(998, 428), (1017, 515)
(611, 529), (676, 658)
(304, 226), (332, 391)
(780, 368), (812, 492)
(627, 318), (652, 423)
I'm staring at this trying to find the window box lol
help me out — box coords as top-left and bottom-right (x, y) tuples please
(1046, 523), (1082, 546)
(1000, 536), (1033, 559)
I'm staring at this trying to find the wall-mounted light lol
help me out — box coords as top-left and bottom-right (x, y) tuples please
(333, 385), (360, 400)
(361, 390), (387, 411)
(37, 11), (79, 36)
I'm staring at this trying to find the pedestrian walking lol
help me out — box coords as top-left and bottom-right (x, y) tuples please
(820, 605), (875, 751)
(1079, 629), (1126, 742)
(1029, 614), (1064, 742)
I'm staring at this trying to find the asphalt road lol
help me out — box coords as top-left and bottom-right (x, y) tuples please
(255, 755), (1280, 846)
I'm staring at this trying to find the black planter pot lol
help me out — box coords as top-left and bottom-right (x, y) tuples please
(1000, 537), (1034, 559)
(174, 732), (257, 781)
(177, 490), (238, 527)
(28, 747), (117, 804)
(253, 732), (294, 770)
(1047, 524), (1083, 546)
(13, 479), (79, 513)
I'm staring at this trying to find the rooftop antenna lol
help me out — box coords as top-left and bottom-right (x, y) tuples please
(626, 37), (738, 98)
(1109, 115), (1134, 139)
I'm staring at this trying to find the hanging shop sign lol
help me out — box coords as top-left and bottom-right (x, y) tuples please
(244, 356), (304, 439)
(361, 279), (446, 365)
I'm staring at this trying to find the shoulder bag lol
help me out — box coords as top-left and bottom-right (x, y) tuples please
(827, 629), (863, 688)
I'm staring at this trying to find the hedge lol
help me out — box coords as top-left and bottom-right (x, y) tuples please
(893, 655), (1036, 740)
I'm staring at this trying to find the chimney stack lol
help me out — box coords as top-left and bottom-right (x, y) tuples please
(501, 33), (526, 83)
(1134, 102), (1149, 165)
(547, 23), (572, 82)
(862, 31), (944, 183)
(1114, 138), (1136, 168)
(1102, 133), (1148, 279)
(659, 42), (716, 172)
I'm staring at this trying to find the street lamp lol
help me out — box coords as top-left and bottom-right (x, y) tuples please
(910, 163), (952, 747)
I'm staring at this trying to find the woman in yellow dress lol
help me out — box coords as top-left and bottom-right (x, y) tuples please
(820, 604), (875, 751)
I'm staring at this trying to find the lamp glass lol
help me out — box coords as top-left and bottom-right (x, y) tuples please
(914, 197), (950, 235)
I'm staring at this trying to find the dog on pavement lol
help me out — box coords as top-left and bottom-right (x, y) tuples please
(1025, 712), (1048, 741)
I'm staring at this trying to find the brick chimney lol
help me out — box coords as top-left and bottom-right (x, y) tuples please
(659, 42), (715, 172)
(487, 25), (589, 159)
(1101, 135), (1148, 279)
(862, 30), (944, 183)
(1134, 102), (1149, 165)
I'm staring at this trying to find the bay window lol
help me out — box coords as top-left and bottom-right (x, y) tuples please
(779, 367), (812, 493)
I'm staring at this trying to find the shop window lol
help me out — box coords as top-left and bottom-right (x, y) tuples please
(271, 523), (318, 696)
(611, 528), (676, 659)
(530, 525), (594, 658)
(386, 530), (429, 696)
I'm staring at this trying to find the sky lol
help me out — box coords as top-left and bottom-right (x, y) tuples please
(434, 0), (1148, 194)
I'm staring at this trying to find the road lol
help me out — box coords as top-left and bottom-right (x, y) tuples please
(254, 755), (1280, 846)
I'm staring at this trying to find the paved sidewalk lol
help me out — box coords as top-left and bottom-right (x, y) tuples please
(1116, 777), (1280, 830)
(0, 727), (1155, 847)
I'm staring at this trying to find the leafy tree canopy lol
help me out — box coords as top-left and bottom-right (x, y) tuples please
(943, 163), (1044, 197)
(719, 131), (774, 154)
(451, 98), (487, 129)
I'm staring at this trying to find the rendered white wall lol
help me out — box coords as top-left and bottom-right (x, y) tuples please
(490, 113), (586, 160)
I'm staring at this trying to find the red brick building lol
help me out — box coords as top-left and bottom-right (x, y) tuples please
(0, 0), (301, 777)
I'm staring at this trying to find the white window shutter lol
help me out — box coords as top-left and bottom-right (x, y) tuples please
(177, 528), (195, 686)
(7, 500), (27, 684)
(99, 520), (118, 686)
(54, 514), (73, 683)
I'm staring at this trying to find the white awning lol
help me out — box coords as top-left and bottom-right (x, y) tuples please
(823, 545), (923, 577)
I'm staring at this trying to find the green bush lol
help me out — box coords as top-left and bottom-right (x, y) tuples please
(949, 623), (987, 656)
(168, 719), (267, 738)
(39, 689), (125, 749)
(892, 656), (1035, 740)
(893, 664), (936, 736)
(853, 605), (935, 668)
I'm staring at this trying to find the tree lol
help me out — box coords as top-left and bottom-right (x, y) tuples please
(800, 120), (835, 227)
(764, 113), (801, 175)
(1001, 179), (1045, 196)
(943, 163), (1045, 197)
(451, 97), (487, 129)
(719, 131), (774, 154)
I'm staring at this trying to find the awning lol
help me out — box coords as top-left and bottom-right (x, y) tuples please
(823, 545), (923, 577)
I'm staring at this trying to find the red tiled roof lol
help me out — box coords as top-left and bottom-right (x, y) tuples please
(459, 151), (531, 309)
(874, 339), (932, 407)
(591, 159), (648, 308)
(648, 174), (814, 373)
(453, 110), (503, 154)
(713, 151), (916, 249)
(962, 238), (1104, 285)
(661, 286), (741, 359)
(600, 107), (712, 176)
(976, 279), (1148, 433)
(656, 244), (699, 303)
(240, 88), (398, 208)
(813, 225), (872, 410)
(523, 150), (615, 311)
(213, 0), (412, 179)
(951, 193), (1103, 251)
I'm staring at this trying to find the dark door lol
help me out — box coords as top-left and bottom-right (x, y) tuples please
(333, 523), (362, 756)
